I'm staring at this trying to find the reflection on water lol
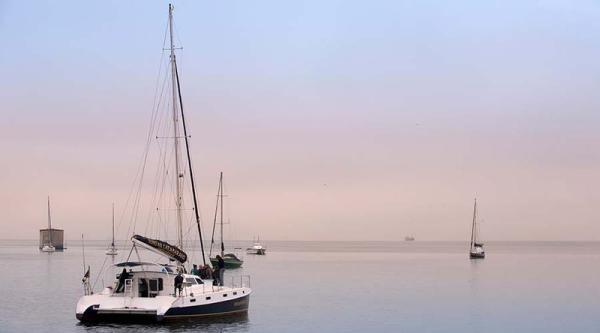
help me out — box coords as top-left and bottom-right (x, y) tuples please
(78, 313), (249, 333)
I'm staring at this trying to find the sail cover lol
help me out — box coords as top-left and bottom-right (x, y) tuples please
(132, 235), (187, 263)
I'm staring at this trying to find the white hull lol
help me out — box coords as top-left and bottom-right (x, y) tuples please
(106, 248), (118, 256)
(77, 282), (250, 322)
(246, 243), (266, 255)
(41, 245), (55, 252)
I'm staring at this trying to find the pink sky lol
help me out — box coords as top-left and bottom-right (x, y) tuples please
(1, 1), (599, 241)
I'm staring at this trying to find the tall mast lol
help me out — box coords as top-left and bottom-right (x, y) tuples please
(171, 4), (207, 265)
(111, 203), (115, 247)
(169, 4), (184, 249)
(470, 198), (477, 251)
(47, 196), (52, 244)
(220, 172), (225, 257)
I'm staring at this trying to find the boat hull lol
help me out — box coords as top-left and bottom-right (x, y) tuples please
(210, 258), (243, 269)
(470, 252), (485, 259)
(246, 249), (266, 255)
(77, 294), (250, 323)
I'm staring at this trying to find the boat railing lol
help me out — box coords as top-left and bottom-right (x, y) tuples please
(230, 275), (251, 288)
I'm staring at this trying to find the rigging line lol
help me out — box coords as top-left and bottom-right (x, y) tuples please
(127, 15), (171, 236)
(119, 25), (170, 240)
(174, 58), (206, 266)
(125, 61), (169, 239)
(134, 65), (171, 237)
(143, 106), (174, 237)
(209, 175), (221, 258)
(91, 251), (111, 291)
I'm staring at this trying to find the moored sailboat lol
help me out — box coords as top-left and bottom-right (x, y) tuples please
(41, 196), (56, 252)
(209, 172), (244, 269)
(246, 237), (266, 255)
(469, 198), (485, 259)
(75, 4), (251, 322)
(105, 203), (118, 256)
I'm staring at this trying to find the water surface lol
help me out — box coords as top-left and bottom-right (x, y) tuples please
(1, 240), (598, 332)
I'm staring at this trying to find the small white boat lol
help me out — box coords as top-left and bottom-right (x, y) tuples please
(41, 244), (56, 252)
(106, 203), (118, 256)
(246, 238), (266, 255)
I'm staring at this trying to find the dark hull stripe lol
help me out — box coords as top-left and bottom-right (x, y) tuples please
(77, 295), (250, 323)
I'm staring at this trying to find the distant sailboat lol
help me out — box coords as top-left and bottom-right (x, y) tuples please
(246, 236), (267, 255)
(209, 172), (244, 268)
(469, 198), (485, 259)
(105, 203), (118, 256)
(41, 196), (56, 252)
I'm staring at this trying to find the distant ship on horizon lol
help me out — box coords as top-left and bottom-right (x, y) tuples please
(404, 236), (415, 241)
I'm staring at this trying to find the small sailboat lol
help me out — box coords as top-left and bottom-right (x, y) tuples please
(209, 172), (244, 269)
(105, 203), (118, 256)
(246, 237), (267, 255)
(41, 196), (56, 253)
(469, 198), (485, 259)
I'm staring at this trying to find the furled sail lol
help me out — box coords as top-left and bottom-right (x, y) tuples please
(131, 235), (187, 263)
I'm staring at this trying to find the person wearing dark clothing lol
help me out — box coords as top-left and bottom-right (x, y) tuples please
(115, 268), (130, 293)
(200, 264), (213, 279)
(174, 273), (184, 296)
(217, 255), (225, 286)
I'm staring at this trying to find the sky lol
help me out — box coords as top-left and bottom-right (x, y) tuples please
(1, 0), (600, 241)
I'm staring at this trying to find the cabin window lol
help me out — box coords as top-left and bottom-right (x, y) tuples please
(233, 291), (237, 295)
(139, 279), (149, 298)
(190, 299), (196, 303)
(147, 278), (163, 297)
(223, 294), (228, 297)
(195, 278), (203, 284)
(206, 296), (211, 300)
(185, 278), (197, 284)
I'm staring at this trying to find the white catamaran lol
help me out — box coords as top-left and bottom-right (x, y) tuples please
(76, 4), (251, 322)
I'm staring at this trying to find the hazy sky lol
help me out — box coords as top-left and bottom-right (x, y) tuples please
(1, 0), (600, 241)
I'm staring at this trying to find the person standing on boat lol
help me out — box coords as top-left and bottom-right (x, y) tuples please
(115, 268), (130, 293)
(217, 255), (225, 286)
(174, 273), (184, 296)
(191, 264), (200, 276)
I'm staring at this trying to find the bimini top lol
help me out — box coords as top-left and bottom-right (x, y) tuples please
(114, 261), (162, 268)
(113, 261), (178, 274)
(131, 234), (188, 263)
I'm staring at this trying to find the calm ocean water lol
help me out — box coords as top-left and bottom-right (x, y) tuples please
(1, 240), (599, 332)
